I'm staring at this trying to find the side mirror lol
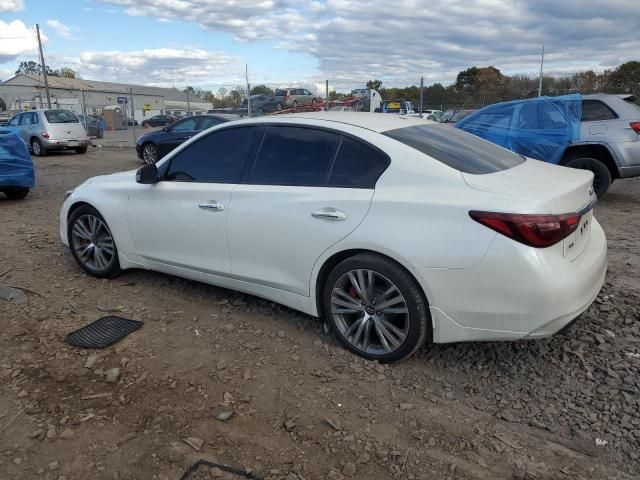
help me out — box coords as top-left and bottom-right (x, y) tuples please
(162, 126), (169, 132)
(136, 163), (159, 184)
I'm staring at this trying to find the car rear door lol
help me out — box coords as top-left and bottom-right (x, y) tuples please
(227, 126), (388, 296)
(127, 126), (260, 278)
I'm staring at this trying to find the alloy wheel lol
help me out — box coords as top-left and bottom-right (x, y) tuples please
(330, 269), (410, 355)
(31, 139), (41, 155)
(71, 214), (116, 272)
(142, 144), (158, 164)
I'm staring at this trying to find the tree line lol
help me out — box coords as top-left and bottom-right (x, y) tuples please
(15, 61), (78, 79)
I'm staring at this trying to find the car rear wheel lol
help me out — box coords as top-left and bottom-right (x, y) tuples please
(323, 253), (430, 363)
(292, 100), (298, 108)
(276, 103), (282, 111)
(68, 205), (121, 278)
(142, 143), (158, 164)
(312, 98), (317, 107)
(31, 138), (46, 156)
(565, 157), (611, 199)
(75, 146), (88, 154)
(4, 187), (29, 200)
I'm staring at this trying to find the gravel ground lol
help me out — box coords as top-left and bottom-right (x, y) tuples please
(0, 147), (639, 480)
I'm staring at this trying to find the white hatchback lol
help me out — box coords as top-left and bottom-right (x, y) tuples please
(60, 113), (607, 362)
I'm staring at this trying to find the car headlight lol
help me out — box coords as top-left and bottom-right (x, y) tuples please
(64, 189), (74, 201)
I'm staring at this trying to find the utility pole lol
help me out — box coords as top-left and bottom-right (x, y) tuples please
(35, 24), (51, 109)
(245, 64), (251, 117)
(187, 89), (191, 116)
(538, 45), (545, 97)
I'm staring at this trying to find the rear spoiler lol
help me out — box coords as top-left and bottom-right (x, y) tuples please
(616, 94), (637, 102)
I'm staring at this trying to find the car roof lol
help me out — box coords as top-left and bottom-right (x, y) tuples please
(235, 112), (434, 133)
(204, 113), (242, 120)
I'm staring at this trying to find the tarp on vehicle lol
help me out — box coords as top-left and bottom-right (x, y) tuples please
(454, 94), (582, 165)
(0, 129), (35, 188)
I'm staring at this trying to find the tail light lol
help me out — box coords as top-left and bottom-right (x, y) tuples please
(630, 122), (640, 134)
(41, 132), (50, 138)
(469, 211), (581, 248)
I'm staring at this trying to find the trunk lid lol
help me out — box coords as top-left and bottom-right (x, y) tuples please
(463, 158), (596, 261)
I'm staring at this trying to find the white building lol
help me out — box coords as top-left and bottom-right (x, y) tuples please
(0, 74), (212, 123)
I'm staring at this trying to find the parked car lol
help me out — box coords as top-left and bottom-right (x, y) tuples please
(274, 88), (321, 109)
(378, 100), (415, 114)
(6, 109), (90, 155)
(141, 115), (175, 128)
(444, 109), (476, 124)
(61, 112), (606, 363)
(136, 113), (240, 163)
(128, 117), (139, 126)
(77, 114), (104, 138)
(455, 94), (640, 197)
(241, 94), (281, 114)
(0, 128), (34, 199)
(419, 109), (444, 121)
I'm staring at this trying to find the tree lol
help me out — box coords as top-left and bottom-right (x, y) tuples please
(15, 61), (40, 75)
(250, 84), (274, 96)
(59, 67), (77, 78)
(366, 79), (382, 91)
(183, 86), (195, 94)
(607, 61), (640, 96)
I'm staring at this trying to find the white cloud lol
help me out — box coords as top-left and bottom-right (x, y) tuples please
(99, 0), (640, 79)
(0, 20), (42, 63)
(0, 0), (24, 12)
(46, 19), (77, 39)
(68, 48), (244, 86)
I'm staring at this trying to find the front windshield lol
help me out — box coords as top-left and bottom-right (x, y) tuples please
(44, 110), (79, 123)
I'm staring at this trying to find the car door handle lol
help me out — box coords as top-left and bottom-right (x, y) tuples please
(198, 201), (225, 211)
(311, 208), (347, 221)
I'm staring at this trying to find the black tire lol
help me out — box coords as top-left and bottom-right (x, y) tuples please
(141, 142), (158, 164)
(312, 98), (317, 107)
(323, 253), (430, 363)
(142, 121), (149, 128)
(97, 129), (104, 139)
(276, 103), (282, 111)
(75, 146), (88, 154)
(67, 204), (121, 278)
(292, 100), (298, 108)
(4, 187), (29, 200)
(30, 137), (46, 156)
(565, 157), (611, 199)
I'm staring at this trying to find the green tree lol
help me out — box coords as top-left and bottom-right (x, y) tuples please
(59, 67), (77, 78)
(366, 79), (382, 91)
(250, 84), (274, 96)
(606, 61), (640, 96)
(15, 61), (40, 75)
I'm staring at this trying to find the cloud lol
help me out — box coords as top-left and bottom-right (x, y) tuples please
(0, 0), (24, 12)
(68, 48), (244, 86)
(46, 19), (78, 39)
(0, 20), (42, 64)
(99, 0), (640, 80)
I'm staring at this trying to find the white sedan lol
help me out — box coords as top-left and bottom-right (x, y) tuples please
(60, 112), (607, 363)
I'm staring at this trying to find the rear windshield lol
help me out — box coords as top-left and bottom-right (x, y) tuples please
(44, 110), (79, 123)
(383, 124), (525, 174)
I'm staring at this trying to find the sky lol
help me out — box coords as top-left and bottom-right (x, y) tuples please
(0, 0), (638, 89)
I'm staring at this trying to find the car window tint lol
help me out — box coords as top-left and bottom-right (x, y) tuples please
(199, 117), (223, 130)
(247, 126), (340, 186)
(383, 124), (525, 174)
(171, 118), (198, 131)
(164, 127), (255, 183)
(329, 137), (389, 188)
(44, 110), (78, 123)
(8, 115), (21, 126)
(581, 100), (618, 121)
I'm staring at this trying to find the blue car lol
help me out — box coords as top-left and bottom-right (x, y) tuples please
(455, 94), (582, 167)
(0, 129), (35, 200)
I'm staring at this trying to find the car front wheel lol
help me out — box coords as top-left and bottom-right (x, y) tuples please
(4, 187), (29, 200)
(142, 143), (159, 164)
(68, 205), (121, 278)
(323, 253), (430, 363)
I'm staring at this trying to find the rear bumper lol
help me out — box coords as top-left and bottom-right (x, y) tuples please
(620, 165), (640, 178)
(43, 138), (91, 150)
(611, 141), (640, 178)
(429, 218), (607, 343)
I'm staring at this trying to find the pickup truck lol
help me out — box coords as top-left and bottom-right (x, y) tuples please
(377, 100), (415, 114)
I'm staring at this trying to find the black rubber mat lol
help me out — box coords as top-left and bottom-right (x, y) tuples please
(179, 460), (263, 480)
(66, 316), (143, 348)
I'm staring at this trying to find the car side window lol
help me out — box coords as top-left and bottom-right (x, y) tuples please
(19, 113), (33, 126)
(303, 89), (312, 95)
(163, 127), (256, 183)
(8, 114), (21, 126)
(245, 126), (340, 186)
(329, 137), (390, 188)
(198, 117), (223, 130)
(31, 112), (39, 124)
(171, 118), (198, 132)
(581, 100), (618, 122)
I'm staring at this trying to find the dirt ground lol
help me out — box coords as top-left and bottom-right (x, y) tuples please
(1, 147), (639, 480)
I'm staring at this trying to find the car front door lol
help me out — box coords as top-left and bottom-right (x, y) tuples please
(127, 126), (259, 279)
(156, 117), (200, 157)
(227, 126), (387, 296)
(7, 113), (24, 141)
